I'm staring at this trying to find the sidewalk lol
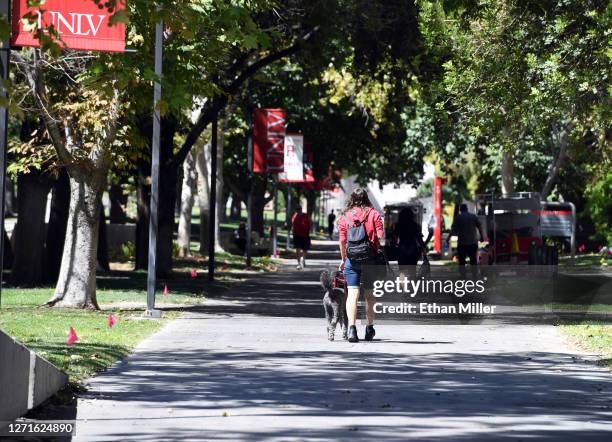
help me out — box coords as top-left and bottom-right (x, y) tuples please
(74, 240), (612, 441)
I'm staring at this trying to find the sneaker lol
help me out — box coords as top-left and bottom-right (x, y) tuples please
(296, 264), (302, 270)
(365, 325), (376, 341)
(347, 325), (359, 343)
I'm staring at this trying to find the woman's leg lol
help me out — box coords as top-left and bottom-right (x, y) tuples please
(346, 287), (360, 326)
(365, 290), (375, 325)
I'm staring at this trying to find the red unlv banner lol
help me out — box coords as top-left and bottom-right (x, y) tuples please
(252, 108), (286, 173)
(11, 0), (126, 53)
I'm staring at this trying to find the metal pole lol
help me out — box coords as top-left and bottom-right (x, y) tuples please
(286, 183), (291, 251)
(208, 100), (218, 281)
(245, 126), (253, 267)
(272, 178), (278, 257)
(145, 17), (164, 318)
(0, 0), (10, 309)
(246, 179), (252, 268)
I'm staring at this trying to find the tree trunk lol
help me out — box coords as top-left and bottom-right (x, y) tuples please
(213, 127), (225, 252)
(157, 161), (179, 277)
(97, 209), (110, 272)
(175, 161), (184, 217)
(230, 195), (241, 220)
(135, 159), (150, 270)
(109, 182), (129, 224)
(196, 140), (211, 255)
(219, 190), (229, 223)
(250, 176), (269, 235)
(47, 172), (105, 308)
(134, 116), (178, 277)
(501, 150), (514, 196)
(44, 168), (70, 284)
(11, 172), (51, 286)
(5, 178), (16, 216)
(177, 150), (197, 257)
(3, 229), (13, 270)
(541, 122), (573, 199)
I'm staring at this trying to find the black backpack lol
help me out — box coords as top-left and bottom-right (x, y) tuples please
(345, 209), (374, 263)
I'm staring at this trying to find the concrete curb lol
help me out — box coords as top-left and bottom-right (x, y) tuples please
(0, 330), (68, 424)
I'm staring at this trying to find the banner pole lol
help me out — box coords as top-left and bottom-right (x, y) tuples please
(208, 98), (218, 281)
(272, 177), (278, 257)
(145, 16), (164, 317)
(245, 133), (253, 269)
(286, 183), (291, 251)
(0, 0), (11, 309)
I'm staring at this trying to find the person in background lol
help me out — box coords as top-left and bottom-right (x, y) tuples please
(327, 209), (336, 240)
(395, 208), (426, 265)
(446, 204), (484, 276)
(338, 188), (384, 343)
(234, 222), (247, 254)
(291, 205), (311, 270)
(425, 212), (446, 247)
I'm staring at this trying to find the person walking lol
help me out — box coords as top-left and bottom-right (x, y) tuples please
(395, 208), (426, 265)
(338, 188), (384, 342)
(291, 205), (311, 270)
(424, 212), (446, 247)
(327, 209), (336, 240)
(446, 203), (484, 276)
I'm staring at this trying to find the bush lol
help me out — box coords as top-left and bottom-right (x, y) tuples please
(585, 171), (612, 243)
(109, 241), (135, 263)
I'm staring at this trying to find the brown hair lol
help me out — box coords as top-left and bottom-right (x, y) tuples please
(344, 187), (372, 212)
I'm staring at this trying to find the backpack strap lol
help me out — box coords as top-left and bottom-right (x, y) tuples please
(348, 207), (368, 226)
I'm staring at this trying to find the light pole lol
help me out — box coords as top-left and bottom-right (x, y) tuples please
(0, 0), (11, 309)
(208, 98), (218, 280)
(145, 16), (164, 318)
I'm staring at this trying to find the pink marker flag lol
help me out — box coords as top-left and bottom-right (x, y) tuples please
(67, 326), (79, 346)
(108, 314), (117, 329)
(190, 269), (198, 278)
(164, 284), (169, 297)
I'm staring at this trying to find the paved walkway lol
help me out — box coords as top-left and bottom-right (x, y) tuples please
(74, 240), (611, 441)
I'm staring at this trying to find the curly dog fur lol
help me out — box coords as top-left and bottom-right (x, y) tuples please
(320, 270), (348, 341)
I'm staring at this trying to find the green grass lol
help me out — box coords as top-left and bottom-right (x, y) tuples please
(559, 253), (612, 269)
(0, 288), (177, 382)
(0, 246), (279, 383)
(560, 323), (612, 368)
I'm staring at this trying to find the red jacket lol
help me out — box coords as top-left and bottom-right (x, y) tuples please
(338, 206), (384, 251)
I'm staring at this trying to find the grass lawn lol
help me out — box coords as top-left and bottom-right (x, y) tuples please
(560, 323), (612, 368)
(0, 250), (279, 384)
(559, 253), (612, 268)
(0, 288), (178, 382)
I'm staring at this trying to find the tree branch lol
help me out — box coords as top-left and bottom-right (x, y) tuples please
(175, 26), (320, 164)
(14, 50), (74, 167)
(541, 121), (574, 199)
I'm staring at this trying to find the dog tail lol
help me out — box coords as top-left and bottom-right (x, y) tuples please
(320, 270), (332, 291)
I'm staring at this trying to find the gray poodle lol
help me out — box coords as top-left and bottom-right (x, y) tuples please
(320, 270), (348, 341)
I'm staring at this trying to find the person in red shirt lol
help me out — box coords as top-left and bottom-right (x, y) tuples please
(291, 205), (311, 270)
(337, 188), (384, 342)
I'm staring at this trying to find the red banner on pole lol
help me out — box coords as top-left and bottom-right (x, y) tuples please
(11, 0), (126, 53)
(252, 108), (286, 173)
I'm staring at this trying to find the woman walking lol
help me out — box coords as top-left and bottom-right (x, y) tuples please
(395, 208), (426, 265)
(338, 188), (384, 342)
